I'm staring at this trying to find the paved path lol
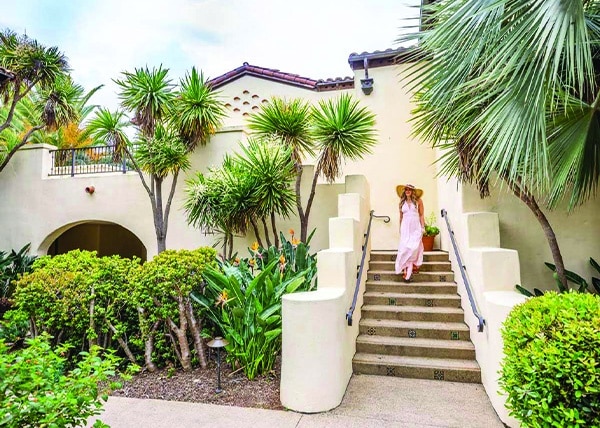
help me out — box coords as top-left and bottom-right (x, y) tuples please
(88, 375), (505, 428)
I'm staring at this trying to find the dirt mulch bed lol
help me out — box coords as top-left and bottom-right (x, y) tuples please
(111, 358), (283, 410)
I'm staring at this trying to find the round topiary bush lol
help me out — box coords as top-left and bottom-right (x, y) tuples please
(500, 291), (600, 427)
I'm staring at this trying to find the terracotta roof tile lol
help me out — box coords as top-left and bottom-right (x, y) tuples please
(209, 63), (354, 92)
(348, 46), (419, 70)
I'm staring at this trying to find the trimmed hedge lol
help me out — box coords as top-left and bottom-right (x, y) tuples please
(500, 291), (600, 427)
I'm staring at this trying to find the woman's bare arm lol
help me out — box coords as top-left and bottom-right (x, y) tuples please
(418, 199), (425, 230)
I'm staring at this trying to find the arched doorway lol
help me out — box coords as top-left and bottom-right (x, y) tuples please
(47, 222), (147, 261)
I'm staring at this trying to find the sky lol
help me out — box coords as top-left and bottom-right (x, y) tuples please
(0, 0), (421, 110)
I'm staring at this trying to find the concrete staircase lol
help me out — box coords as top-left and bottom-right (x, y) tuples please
(353, 250), (481, 383)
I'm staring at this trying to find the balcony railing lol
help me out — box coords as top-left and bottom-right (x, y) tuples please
(48, 145), (136, 177)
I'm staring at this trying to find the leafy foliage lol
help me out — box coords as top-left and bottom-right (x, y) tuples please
(500, 292), (600, 427)
(517, 258), (600, 296)
(0, 335), (120, 428)
(423, 212), (440, 237)
(193, 234), (316, 379)
(0, 243), (37, 304)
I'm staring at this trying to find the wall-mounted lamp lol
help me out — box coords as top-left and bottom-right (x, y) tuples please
(85, 186), (95, 195)
(360, 58), (374, 95)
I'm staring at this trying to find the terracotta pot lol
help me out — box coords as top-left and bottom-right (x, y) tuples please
(422, 235), (436, 251)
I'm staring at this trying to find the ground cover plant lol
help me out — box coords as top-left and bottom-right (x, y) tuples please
(500, 292), (600, 427)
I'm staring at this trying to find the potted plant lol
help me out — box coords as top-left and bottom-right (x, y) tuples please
(422, 212), (440, 251)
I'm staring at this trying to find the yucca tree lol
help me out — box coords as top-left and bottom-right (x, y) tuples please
(235, 138), (296, 248)
(401, 0), (600, 289)
(89, 66), (225, 253)
(0, 29), (74, 173)
(248, 94), (377, 242)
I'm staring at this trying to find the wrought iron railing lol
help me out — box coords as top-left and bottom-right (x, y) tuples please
(48, 145), (135, 177)
(346, 210), (390, 326)
(440, 209), (485, 332)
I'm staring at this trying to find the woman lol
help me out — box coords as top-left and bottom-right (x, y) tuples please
(394, 184), (425, 281)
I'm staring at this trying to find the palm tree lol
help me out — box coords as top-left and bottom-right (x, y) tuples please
(0, 29), (72, 173)
(401, 0), (600, 289)
(248, 94), (377, 242)
(88, 66), (225, 254)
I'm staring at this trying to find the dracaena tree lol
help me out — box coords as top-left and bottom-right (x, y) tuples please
(248, 93), (377, 242)
(401, 0), (600, 289)
(0, 29), (78, 172)
(86, 66), (226, 253)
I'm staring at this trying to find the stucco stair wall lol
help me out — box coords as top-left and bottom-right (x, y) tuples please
(353, 249), (481, 383)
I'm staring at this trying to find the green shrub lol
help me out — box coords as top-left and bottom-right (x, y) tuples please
(131, 247), (218, 371)
(0, 335), (120, 428)
(13, 250), (141, 364)
(500, 292), (600, 427)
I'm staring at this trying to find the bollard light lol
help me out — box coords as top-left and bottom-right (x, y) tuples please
(207, 336), (229, 393)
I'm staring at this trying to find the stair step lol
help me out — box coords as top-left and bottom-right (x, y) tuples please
(359, 318), (471, 341)
(356, 335), (475, 359)
(369, 261), (452, 272)
(363, 291), (461, 307)
(353, 352), (481, 383)
(366, 281), (457, 294)
(368, 270), (455, 283)
(362, 305), (465, 322)
(370, 250), (449, 262)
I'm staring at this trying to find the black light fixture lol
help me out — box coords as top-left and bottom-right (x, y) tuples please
(207, 336), (229, 394)
(360, 58), (373, 95)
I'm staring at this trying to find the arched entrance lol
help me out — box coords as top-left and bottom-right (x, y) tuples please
(47, 222), (147, 261)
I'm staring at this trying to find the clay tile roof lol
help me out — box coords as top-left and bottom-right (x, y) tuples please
(209, 63), (319, 90)
(209, 62), (355, 92)
(348, 46), (420, 70)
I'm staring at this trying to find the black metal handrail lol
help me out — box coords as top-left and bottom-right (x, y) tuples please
(440, 209), (485, 332)
(346, 210), (390, 326)
(48, 145), (136, 177)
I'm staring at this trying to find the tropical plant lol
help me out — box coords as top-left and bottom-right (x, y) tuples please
(185, 138), (296, 256)
(0, 334), (121, 428)
(87, 66), (226, 253)
(0, 29), (76, 173)
(399, 0), (600, 290)
(248, 93), (377, 242)
(500, 292), (600, 427)
(193, 233), (316, 379)
(516, 257), (600, 297)
(0, 243), (37, 318)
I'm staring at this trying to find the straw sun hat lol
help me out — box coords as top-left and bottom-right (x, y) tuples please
(396, 183), (423, 199)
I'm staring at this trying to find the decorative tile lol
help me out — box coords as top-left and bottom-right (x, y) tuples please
(439, 275), (447, 282)
(388, 298), (396, 306)
(386, 366), (396, 376)
(367, 327), (377, 336)
(426, 299), (434, 307)
(434, 370), (445, 380)
(408, 329), (417, 338)
(451, 331), (460, 340)
(391, 256), (396, 262)
(374, 274), (381, 281)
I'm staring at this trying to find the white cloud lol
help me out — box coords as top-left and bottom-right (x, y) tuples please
(1, 0), (420, 111)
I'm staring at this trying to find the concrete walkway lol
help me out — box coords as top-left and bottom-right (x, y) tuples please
(88, 375), (505, 428)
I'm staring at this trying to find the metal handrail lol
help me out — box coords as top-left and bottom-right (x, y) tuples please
(440, 209), (485, 332)
(48, 145), (137, 177)
(346, 210), (390, 326)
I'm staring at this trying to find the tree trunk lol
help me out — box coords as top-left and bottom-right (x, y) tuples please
(250, 218), (263, 247)
(261, 217), (272, 248)
(507, 178), (567, 290)
(143, 320), (160, 372)
(88, 288), (98, 349)
(107, 321), (137, 365)
(294, 164), (307, 242)
(154, 176), (167, 253)
(166, 300), (192, 371)
(185, 299), (207, 368)
(228, 233), (234, 259)
(270, 211), (279, 248)
(0, 125), (44, 173)
(300, 165), (321, 242)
